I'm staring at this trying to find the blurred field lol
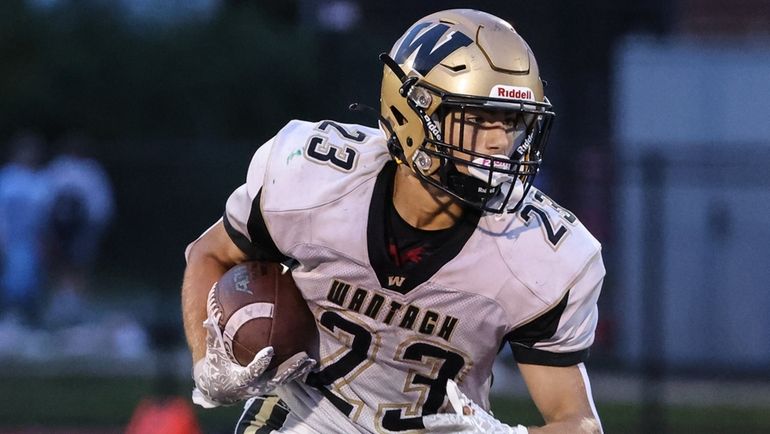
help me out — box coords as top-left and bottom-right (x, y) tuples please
(1, 375), (770, 434)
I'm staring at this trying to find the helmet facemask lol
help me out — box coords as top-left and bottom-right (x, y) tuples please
(398, 80), (554, 213)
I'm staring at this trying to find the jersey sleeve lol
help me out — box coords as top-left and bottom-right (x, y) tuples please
(506, 251), (605, 366)
(223, 138), (288, 262)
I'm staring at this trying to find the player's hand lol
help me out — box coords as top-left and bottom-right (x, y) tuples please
(191, 287), (316, 408)
(423, 380), (529, 433)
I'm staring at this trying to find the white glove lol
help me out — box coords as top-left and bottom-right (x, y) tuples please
(191, 287), (316, 408)
(423, 380), (528, 434)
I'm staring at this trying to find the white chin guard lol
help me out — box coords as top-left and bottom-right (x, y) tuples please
(467, 154), (514, 187)
(467, 154), (525, 212)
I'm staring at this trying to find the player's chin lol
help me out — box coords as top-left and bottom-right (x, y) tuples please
(422, 175), (461, 206)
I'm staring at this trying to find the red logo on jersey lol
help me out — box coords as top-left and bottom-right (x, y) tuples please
(402, 247), (426, 264)
(388, 244), (427, 266)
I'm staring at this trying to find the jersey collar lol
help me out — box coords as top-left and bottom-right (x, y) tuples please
(367, 161), (481, 294)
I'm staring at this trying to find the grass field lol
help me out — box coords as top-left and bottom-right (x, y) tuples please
(1, 375), (769, 433)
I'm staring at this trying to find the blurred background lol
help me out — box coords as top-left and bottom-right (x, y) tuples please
(1, 0), (769, 433)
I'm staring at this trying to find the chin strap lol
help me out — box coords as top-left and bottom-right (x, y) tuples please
(444, 163), (499, 206)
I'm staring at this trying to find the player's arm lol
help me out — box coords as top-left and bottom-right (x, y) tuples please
(511, 251), (605, 433)
(518, 362), (601, 433)
(182, 219), (247, 363)
(425, 364), (599, 433)
(181, 137), (314, 408)
(424, 253), (604, 434)
(182, 138), (276, 364)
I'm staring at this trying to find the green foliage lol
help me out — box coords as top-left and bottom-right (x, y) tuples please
(2, 375), (770, 434)
(492, 395), (770, 434)
(0, 2), (385, 290)
(0, 2), (321, 141)
(0, 3), (376, 285)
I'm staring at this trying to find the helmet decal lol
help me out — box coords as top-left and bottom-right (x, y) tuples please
(490, 85), (535, 101)
(393, 22), (472, 76)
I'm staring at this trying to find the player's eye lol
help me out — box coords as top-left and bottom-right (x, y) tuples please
(465, 116), (484, 125)
(463, 113), (521, 129)
(503, 117), (518, 129)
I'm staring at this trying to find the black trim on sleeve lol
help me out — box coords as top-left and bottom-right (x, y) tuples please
(511, 345), (590, 367)
(223, 213), (259, 258)
(503, 290), (590, 366)
(223, 189), (288, 262)
(246, 190), (288, 262)
(505, 290), (570, 347)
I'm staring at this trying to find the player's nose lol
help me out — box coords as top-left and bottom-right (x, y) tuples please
(478, 123), (511, 154)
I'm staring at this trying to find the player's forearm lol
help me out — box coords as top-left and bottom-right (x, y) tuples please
(181, 245), (232, 363)
(528, 416), (602, 434)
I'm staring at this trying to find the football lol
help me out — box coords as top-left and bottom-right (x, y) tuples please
(209, 261), (317, 368)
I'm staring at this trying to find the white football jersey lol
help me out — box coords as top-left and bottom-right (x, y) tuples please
(224, 119), (604, 434)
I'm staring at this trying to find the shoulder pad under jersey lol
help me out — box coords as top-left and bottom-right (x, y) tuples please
(480, 187), (602, 305)
(261, 119), (390, 212)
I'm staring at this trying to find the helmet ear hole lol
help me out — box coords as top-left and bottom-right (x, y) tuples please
(390, 106), (407, 126)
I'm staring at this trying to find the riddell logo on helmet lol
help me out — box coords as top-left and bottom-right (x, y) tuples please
(491, 85), (534, 101)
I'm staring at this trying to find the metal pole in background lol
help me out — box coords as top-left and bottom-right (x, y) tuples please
(640, 153), (666, 433)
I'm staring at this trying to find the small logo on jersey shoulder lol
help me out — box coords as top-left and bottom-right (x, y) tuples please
(387, 275), (406, 287)
(286, 148), (302, 165)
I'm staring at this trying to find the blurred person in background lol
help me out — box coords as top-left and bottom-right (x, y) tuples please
(44, 133), (115, 327)
(183, 9), (603, 434)
(0, 132), (51, 327)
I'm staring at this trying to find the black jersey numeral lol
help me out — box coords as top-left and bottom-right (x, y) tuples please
(306, 309), (467, 431)
(306, 137), (357, 171)
(533, 190), (577, 224)
(318, 120), (368, 142)
(305, 311), (371, 416)
(519, 191), (577, 248)
(381, 342), (466, 431)
(305, 121), (367, 171)
(519, 204), (568, 247)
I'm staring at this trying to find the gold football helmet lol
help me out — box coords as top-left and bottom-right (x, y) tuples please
(379, 9), (555, 213)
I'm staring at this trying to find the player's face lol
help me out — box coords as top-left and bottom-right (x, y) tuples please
(444, 108), (522, 173)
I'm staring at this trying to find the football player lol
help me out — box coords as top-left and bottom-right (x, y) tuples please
(182, 9), (604, 434)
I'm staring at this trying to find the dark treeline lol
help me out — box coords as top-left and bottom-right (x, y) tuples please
(0, 1), (335, 142)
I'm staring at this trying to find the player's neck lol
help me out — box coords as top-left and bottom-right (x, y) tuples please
(391, 164), (463, 230)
